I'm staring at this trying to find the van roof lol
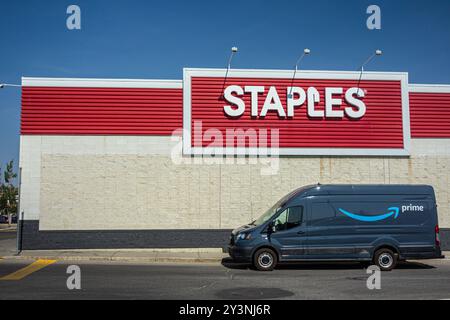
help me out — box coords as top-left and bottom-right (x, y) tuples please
(295, 184), (435, 198)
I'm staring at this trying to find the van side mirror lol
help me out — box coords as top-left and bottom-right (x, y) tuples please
(267, 221), (275, 235)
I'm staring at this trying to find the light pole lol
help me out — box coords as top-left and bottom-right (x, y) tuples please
(6, 199), (11, 226)
(227, 46), (238, 70)
(356, 49), (382, 93)
(0, 83), (21, 89)
(288, 48), (311, 98)
(0, 82), (22, 252)
(222, 47), (239, 98)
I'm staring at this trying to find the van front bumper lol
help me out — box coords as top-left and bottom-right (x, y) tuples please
(228, 245), (253, 263)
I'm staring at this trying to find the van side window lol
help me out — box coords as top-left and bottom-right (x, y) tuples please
(273, 206), (303, 232)
(310, 203), (336, 226)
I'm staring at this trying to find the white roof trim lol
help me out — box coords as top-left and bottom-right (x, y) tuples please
(21, 77), (182, 89)
(409, 84), (450, 93)
(183, 68), (409, 80)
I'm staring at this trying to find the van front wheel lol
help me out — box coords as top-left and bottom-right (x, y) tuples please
(373, 248), (397, 271)
(253, 248), (277, 271)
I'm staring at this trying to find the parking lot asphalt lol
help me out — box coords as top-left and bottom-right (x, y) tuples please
(0, 257), (449, 300)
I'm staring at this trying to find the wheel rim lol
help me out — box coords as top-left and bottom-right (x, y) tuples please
(378, 253), (393, 268)
(258, 252), (273, 268)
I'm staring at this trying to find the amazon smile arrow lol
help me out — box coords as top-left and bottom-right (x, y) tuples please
(338, 207), (400, 222)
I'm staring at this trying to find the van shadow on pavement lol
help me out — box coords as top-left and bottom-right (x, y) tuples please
(215, 287), (295, 300)
(221, 257), (435, 271)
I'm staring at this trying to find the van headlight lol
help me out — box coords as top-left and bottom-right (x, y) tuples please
(238, 233), (252, 241)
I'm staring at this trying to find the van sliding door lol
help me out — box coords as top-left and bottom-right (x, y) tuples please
(305, 200), (358, 259)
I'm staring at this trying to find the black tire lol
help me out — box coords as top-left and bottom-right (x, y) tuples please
(253, 248), (278, 271)
(373, 248), (397, 271)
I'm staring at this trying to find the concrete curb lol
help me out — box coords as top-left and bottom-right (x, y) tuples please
(0, 224), (17, 231)
(2, 255), (225, 264)
(2, 248), (228, 264)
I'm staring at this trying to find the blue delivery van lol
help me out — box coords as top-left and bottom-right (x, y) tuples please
(228, 185), (443, 271)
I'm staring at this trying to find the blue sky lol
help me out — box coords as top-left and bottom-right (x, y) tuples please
(1, 0), (450, 173)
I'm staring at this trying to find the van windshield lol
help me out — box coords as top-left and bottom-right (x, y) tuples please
(252, 202), (283, 226)
(251, 188), (304, 226)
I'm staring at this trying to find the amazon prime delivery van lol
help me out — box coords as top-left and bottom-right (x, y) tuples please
(228, 184), (443, 271)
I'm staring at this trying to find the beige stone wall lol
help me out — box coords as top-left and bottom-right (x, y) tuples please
(37, 151), (450, 230)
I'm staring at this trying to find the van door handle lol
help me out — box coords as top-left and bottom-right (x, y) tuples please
(297, 231), (305, 235)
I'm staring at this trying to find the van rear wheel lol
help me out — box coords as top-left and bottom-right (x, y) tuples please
(253, 248), (277, 271)
(373, 248), (397, 271)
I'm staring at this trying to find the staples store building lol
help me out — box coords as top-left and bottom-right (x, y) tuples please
(19, 68), (450, 250)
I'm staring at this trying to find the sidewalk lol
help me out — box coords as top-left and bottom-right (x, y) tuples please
(0, 234), (17, 257)
(3, 248), (228, 263)
(0, 224), (17, 231)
